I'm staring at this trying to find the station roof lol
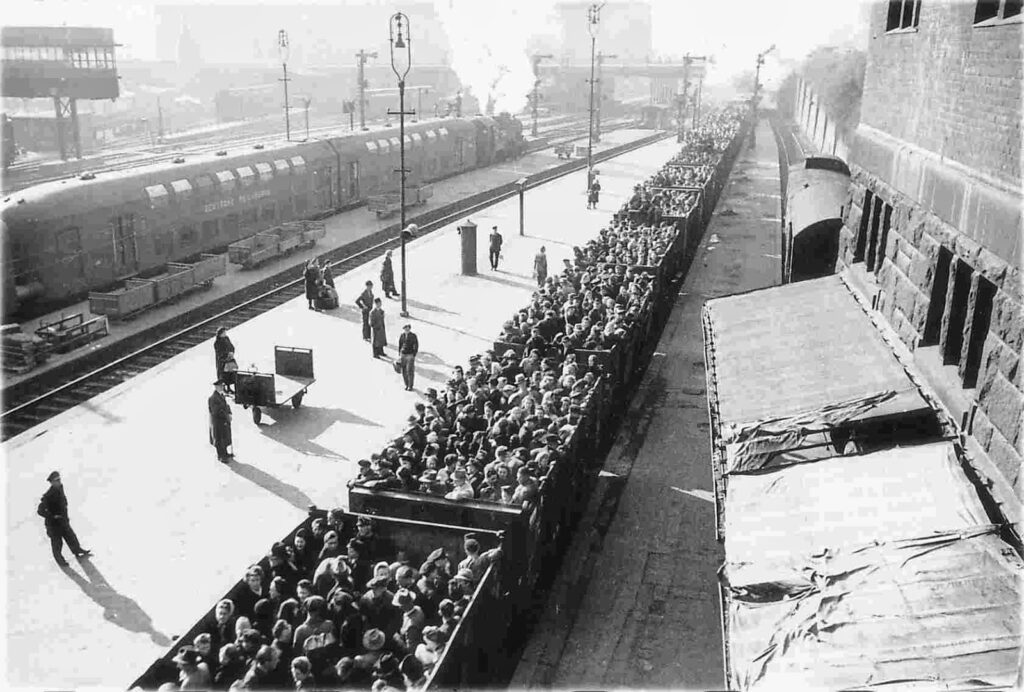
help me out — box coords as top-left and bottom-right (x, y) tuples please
(725, 525), (1022, 691)
(702, 274), (935, 474)
(1, 26), (115, 47)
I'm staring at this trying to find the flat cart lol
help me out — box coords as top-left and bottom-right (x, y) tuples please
(234, 346), (315, 424)
(367, 184), (432, 218)
(553, 143), (573, 159)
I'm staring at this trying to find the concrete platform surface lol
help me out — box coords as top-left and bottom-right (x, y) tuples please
(2, 133), (681, 690)
(512, 119), (783, 691)
(7, 127), (650, 390)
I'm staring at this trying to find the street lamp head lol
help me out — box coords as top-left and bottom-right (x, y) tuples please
(389, 12), (412, 79)
(278, 29), (289, 63)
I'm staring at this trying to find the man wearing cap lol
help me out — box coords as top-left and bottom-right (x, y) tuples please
(370, 297), (387, 358)
(397, 324), (419, 391)
(393, 588), (426, 645)
(209, 380), (233, 462)
(355, 280), (375, 342)
(485, 224), (504, 271)
(360, 575), (399, 635)
(37, 471), (91, 566)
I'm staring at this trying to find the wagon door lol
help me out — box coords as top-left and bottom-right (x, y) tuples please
(348, 160), (360, 199)
(111, 213), (139, 277)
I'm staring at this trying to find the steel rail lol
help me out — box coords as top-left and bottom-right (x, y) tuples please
(1, 129), (671, 440)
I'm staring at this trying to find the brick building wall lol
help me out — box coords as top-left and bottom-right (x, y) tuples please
(835, 0), (1023, 503)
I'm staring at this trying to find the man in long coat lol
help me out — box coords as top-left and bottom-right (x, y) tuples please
(533, 246), (548, 287)
(370, 298), (387, 358)
(488, 226), (503, 271)
(381, 251), (399, 299)
(209, 381), (233, 462)
(356, 280), (375, 341)
(304, 260), (321, 310)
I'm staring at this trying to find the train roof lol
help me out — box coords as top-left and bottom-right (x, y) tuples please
(789, 154), (851, 176)
(1, 116), (483, 220)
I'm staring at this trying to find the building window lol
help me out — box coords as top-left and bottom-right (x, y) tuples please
(974, 0), (1022, 23)
(179, 225), (198, 247)
(886, 0), (922, 31)
(962, 276), (996, 388)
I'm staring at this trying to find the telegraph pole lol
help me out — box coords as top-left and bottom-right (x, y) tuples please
(530, 53), (553, 137)
(356, 48), (378, 131)
(595, 50), (617, 142)
(278, 30), (291, 141)
(586, 2), (605, 192)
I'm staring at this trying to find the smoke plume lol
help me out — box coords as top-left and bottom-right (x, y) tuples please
(435, 0), (551, 114)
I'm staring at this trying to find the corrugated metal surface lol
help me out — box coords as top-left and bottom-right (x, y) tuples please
(705, 275), (928, 428)
(724, 442), (991, 568)
(726, 526), (1022, 691)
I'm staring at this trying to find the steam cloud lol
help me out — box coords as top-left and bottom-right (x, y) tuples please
(435, 0), (551, 114)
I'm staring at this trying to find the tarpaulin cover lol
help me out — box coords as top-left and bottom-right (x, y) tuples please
(704, 275), (931, 472)
(724, 442), (991, 571)
(725, 526), (1022, 691)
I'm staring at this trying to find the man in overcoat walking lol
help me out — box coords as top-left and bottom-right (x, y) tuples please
(381, 251), (399, 299)
(397, 324), (419, 391)
(37, 470), (91, 566)
(488, 226), (503, 271)
(356, 281), (375, 341)
(370, 298), (387, 358)
(209, 381), (234, 462)
(533, 246), (548, 287)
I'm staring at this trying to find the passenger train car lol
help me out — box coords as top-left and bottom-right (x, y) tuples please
(782, 154), (852, 283)
(1, 114), (525, 317)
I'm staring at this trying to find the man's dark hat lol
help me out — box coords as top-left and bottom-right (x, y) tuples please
(425, 547), (447, 563)
(46, 471), (60, 482)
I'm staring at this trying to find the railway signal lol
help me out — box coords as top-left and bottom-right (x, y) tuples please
(278, 30), (291, 141)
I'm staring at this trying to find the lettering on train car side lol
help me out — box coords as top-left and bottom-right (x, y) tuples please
(202, 189), (270, 213)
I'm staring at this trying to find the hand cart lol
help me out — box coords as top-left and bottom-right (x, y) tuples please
(234, 346), (315, 424)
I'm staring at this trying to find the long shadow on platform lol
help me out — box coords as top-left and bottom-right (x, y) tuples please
(409, 316), (490, 345)
(316, 304), (363, 325)
(405, 298), (458, 316)
(415, 349), (455, 369)
(228, 460), (316, 511)
(470, 271), (537, 291)
(61, 559), (172, 647)
(256, 405), (381, 459)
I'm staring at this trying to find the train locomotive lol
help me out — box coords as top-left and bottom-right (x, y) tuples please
(1, 114), (525, 318)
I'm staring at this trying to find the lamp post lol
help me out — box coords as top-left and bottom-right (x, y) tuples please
(530, 53), (553, 137)
(356, 48), (377, 131)
(388, 12), (414, 318)
(586, 2), (604, 193)
(516, 177), (528, 236)
(594, 50), (616, 142)
(302, 97), (311, 140)
(278, 30), (291, 141)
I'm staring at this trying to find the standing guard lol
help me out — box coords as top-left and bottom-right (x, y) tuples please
(209, 381), (234, 462)
(488, 226), (503, 271)
(370, 298), (388, 359)
(381, 251), (399, 299)
(356, 281), (375, 341)
(37, 470), (91, 566)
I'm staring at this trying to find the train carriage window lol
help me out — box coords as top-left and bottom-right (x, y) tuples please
(201, 219), (218, 242)
(261, 203), (276, 223)
(236, 166), (256, 188)
(243, 208), (258, 228)
(272, 159), (291, 174)
(170, 179), (193, 200)
(144, 184), (170, 209)
(195, 174), (217, 196)
(411, 133), (423, 145)
(425, 131), (437, 141)
(179, 225), (198, 246)
(215, 170), (237, 192)
(289, 156), (306, 172)
(366, 141), (379, 154)
(388, 137), (400, 149)
(254, 162), (274, 180)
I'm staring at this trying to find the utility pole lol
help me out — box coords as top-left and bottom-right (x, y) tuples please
(530, 53), (553, 137)
(586, 2), (605, 192)
(303, 97), (311, 140)
(389, 13), (414, 318)
(156, 95), (165, 141)
(595, 50), (617, 142)
(278, 30), (291, 141)
(356, 48), (378, 131)
(692, 75), (703, 128)
(752, 45), (775, 145)
(676, 53), (708, 140)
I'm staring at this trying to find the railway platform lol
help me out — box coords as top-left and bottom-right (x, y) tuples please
(511, 117), (783, 690)
(5, 127), (649, 391)
(2, 132), (681, 689)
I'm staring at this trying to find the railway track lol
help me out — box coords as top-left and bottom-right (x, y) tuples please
(1, 128), (671, 441)
(3, 114), (602, 194)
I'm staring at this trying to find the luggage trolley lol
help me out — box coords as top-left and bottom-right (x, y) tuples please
(234, 346), (315, 424)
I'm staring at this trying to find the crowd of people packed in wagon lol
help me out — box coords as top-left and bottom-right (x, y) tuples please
(160, 514), (499, 691)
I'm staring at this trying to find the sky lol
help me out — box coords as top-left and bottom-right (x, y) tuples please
(3, 0), (872, 94)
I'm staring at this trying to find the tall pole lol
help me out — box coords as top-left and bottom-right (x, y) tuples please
(278, 30), (291, 141)
(356, 49), (377, 131)
(303, 98), (311, 139)
(595, 51), (617, 142)
(390, 13), (413, 318)
(586, 3), (603, 192)
(693, 76), (703, 128)
(530, 53), (552, 138)
(157, 96), (164, 140)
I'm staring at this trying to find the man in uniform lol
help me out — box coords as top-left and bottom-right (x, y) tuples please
(488, 226), (503, 271)
(37, 471), (91, 566)
(381, 250), (399, 299)
(533, 246), (547, 287)
(356, 280), (375, 341)
(209, 380), (233, 462)
(397, 324), (419, 391)
(370, 298), (387, 358)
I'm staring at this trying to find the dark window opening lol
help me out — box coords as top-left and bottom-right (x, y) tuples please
(223, 214), (240, 238)
(1006, 0), (1023, 17)
(866, 196), (884, 271)
(201, 219), (218, 242)
(887, 0), (922, 30)
(943, 260), (973, 366)
(875, 203), (893, 275)
(854, 189), (872, 262)
(243, 208), (258, 228)
(295, 195), (308, 215)
(179, 225), (198, 246)
(261, 204), (276, 223)
(962, 276), (995, 388)
(975, 0), (1000, 22)
(922, 245), (952, 346)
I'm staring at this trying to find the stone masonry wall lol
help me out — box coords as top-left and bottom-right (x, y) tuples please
(860, 1), (1022, 188)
